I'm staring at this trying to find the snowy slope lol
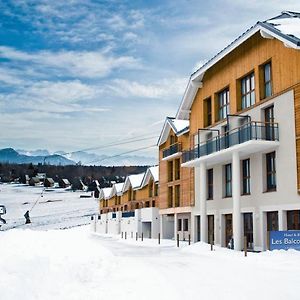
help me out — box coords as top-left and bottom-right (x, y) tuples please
(0, 183), (98, 230)
(1, 226), (300, 300)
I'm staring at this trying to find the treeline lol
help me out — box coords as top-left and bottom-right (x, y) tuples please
(0, 163), (149, 188)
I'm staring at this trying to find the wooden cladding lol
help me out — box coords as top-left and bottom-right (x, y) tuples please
(294, 83), (300, 191)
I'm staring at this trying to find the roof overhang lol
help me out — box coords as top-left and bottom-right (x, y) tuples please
(176, 22), (300, 120)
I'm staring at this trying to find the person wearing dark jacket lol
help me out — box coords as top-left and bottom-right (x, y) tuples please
(24, 211), (31, 224)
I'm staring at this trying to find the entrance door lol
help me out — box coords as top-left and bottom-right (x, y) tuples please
(207, 215), (214, 244)
(267, 211), (278, 231)
(225, 214), (232, 248)
(243, 213), (253, 250)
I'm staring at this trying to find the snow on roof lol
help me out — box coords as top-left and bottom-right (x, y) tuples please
(100, 187), (112, 200)
(141, 166), (159, 188)
(157, 117), (189, 146)
(109, 182), (124, 197)
(123, 173), (145, 192)
(176, 11), (300, 120)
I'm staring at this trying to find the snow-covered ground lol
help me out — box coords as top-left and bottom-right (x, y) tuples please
(0, 183), (98, 230)
(1, 184), (300, 300)
(1, 226), (300, 300)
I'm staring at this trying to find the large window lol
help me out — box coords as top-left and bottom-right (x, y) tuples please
(224, 164), (232, 197)
(218, 88), (230, 120)
(168, 160), (173, 182)
(204, 97), (212, 127)
(174, 158), (180, 180)
(207, 168), (213, 200)
(175, 185), (180, 207)
(242, 159), (250, 195)
(263, 62), (272, 98)
(168, 186), (173, 207)
(241, 72), (255, 110)
(183, 219), (189, 231)
(266, 152), (276, 191)
(264, 105), (275, 140)
(287, 210), (300, 230)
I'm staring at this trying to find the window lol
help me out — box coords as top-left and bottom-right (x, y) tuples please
(264, 105), (275, 140)
(170, 135), (178, 145)
(224, 164), (232, 197)
(218, 88), (230, 120)
(154, 183), (159, 196)
(183, 219), (189, 231)
(242, 159), (250, 195)
(241, 72), (255, 109)
(178, 219), (182, 231)
(263, 62), (272, 98)
(266, 152), (276, 191)
(132, 190), (136, 201)
(175, 158), (180, 180)
(204, 97), (212, 127)
(148, 181), (153, 197)
(175, 185), (180, 207)
(168, 160), (173, 182)
(207, 169), (213, 200)
(168, 186), (173, 207)
(287, 210), (300, 230)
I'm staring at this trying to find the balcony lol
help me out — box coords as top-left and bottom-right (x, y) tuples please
(162, 143), (182, 160)
(182, 122), (279, 167)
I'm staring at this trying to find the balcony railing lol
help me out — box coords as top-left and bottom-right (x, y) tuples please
(182, 121), (279, 163)
(162, 143), (182, 159)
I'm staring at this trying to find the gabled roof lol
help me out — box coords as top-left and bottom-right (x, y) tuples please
(176, 11), (300, 120)
(45, 178), (55, 184)
(122, 173), (145, 192)
(109, 182), (124, 197)
(157, 117), (189, 146)
(99, 187), (113, 200)
(141, 166), (159, 188)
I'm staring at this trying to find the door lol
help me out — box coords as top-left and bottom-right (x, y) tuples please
(267, 211), (278, 231)
(196, 216), (200, 242)
(225, 214), (232, 248)
(287, 210), (300, 230)
(207, 215), (214, 244)
(243, 213), (253, 250)
(264, 105), (274, 140)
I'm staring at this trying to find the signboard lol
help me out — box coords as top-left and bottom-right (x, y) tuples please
(270, 231), (300, 250)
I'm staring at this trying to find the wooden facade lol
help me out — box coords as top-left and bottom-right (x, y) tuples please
(187, 32), (300, 190)
(159, 129), (194, 210)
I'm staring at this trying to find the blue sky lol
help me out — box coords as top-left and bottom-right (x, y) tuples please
(0, 0), (300, 159)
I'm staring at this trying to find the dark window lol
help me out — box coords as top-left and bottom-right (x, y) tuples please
(132, 190), (136, 201)
(175, 185), (180, 207)
(183, 219), (189, 231)
(168, 186), (173, 207)
(175, 158), (180, 180)
(218, 88), (230, 120)
(267, 211), (278, 231)
(148, 181), (153, 197)
(264, 105), (275, 140)
(224, 164), (232, 197)
(168, 161), (173, 182)
(207, 168), (213, 200)
(263, 62), (272, 98)
(204, 97), (212, 127)
(242, 159), (251, 195)
(266, 152), (276, 191)
(178, 219), (182, 231)
(241, 72), (255, 109)
(154, 183), (159, 196)
(287, 210), (300, 230)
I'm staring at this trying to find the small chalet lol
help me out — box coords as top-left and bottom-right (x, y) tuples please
(59, 178), (71, 188)
(29, 177), (40, 186)
(44, 178), (55, 188)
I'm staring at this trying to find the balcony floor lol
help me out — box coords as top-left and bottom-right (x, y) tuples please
(181, 139), (280, 168)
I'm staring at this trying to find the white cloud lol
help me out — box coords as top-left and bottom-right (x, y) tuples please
(0, 46), (140, 78)
(108, 78), (187, 99)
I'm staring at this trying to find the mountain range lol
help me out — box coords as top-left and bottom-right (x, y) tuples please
(0, 148), (157, 166)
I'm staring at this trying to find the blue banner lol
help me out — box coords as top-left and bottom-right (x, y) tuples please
(270, 231), (300, 250)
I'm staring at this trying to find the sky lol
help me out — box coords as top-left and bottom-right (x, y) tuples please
(0, 0), (300, 159)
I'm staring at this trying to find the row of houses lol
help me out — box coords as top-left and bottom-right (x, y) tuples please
(27, 174), (71, 188)
(93, 11), (300, 251)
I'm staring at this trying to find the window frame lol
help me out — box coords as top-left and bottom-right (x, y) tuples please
(217, 87), (230, 121)
(266, 151), (276, 192)
(207, 168), (214, 200)
(263, 62), (272, 99)
(224, 163), (232, 197)
(241, 72), (255, 110)
(242, 158), (251, 195)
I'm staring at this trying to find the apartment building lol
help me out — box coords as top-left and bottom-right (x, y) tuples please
(94, 167), (160, 238)
(158, 117), (194, 240)
(172, 11), (300, 251)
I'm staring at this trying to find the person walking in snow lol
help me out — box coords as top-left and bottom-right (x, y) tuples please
(24, 210), (31, 224)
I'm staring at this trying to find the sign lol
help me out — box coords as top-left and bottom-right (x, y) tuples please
(270, 231), (300, 251)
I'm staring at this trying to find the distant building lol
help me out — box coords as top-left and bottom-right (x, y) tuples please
(36, 173), (46, 182)
(29, 177), (40, 186)
(59, 179), (71, 188)
(44, 178), (55, 188)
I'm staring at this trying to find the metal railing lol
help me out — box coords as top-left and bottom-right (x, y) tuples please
(182, 121), (279, 163)
(162, 143), (182, 159)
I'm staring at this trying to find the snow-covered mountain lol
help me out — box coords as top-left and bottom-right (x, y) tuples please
(0, 148), (75, 166)
(1, 148), (157, 166)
